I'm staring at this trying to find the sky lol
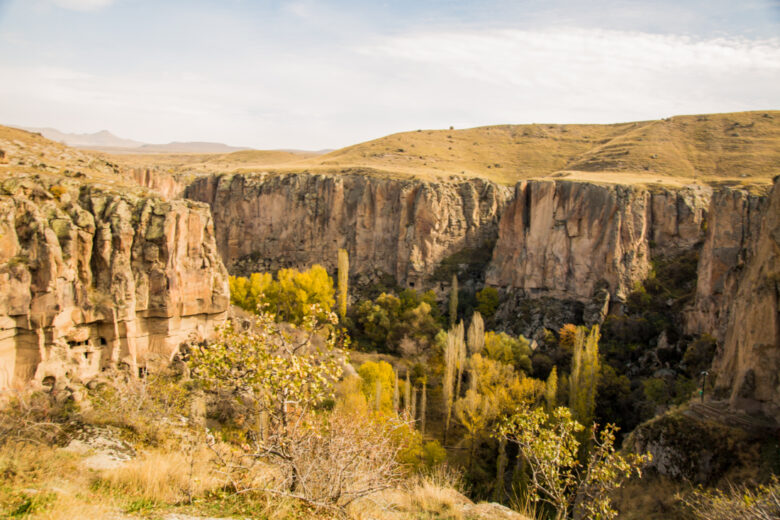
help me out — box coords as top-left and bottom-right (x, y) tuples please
(0, 0), (778, 149)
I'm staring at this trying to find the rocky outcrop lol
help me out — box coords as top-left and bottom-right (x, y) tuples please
(710, 179), (779, 419)
(627, 409), (757, 483)
(485, 181), (709, 312)
(0, 176), (229, 390)
(185, 172), (511, 288)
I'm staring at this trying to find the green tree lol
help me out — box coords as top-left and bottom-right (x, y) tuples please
(476, 286), (499, 319)
(569, 325), (601, 428)
(449, 274), (459, 328)
(484, 330), (533, 375)
(337, 248), (349, 321)
(355, 290), (440, 353)
(455, 388), (497, 473)
(545, 366), (558, 411)
(188, 307), (345, 492)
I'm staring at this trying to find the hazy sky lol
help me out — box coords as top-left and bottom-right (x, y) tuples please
(0, 0), (778, 149)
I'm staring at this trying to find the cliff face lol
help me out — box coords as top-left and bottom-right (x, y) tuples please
(710, 178), (779, 418)
(185, 173), (511, 288)
(686, 189), (766, 340)
(485, 180), (709, 302)
(0, 176), (229, 390)
(130, 168), (190, 200)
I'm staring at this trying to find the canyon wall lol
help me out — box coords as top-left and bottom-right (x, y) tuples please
(185, 172), (511, 288)
(183, 172), (762, 344)
(0, 176), (229, 390)
(710, 178), (779, 418)
(485, 180), (709, 302)
(686, 189), (767, 340)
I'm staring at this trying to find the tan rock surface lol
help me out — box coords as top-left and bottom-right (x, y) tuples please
(185, 172), (511, 287)
(711, 177), (780, 419)
(485, 180), (709, 302)
(0, 176), (229, 389)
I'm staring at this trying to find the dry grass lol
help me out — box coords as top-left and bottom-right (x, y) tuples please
(97, 446), (223, 504)
(349, 465), (469, 520)
(0, 442), (117, 519)
(98, 148), (321, 170)
(3, 110), (777, 193)
(288, 110), (780, 187)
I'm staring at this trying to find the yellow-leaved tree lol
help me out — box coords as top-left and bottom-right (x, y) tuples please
(569, 325), (601, 428)
(337, 249), (349, 321)
(357, 360), (396, 415)
(229, 265), (335, 326)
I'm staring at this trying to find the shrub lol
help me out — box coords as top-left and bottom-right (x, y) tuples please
(679, 479), (780, 520)
(497, 406), (650, 520)
(0, 389), (76, 447)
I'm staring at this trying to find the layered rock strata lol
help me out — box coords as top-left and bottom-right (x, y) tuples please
(185, 172), (511, 287)
(0, 176), (229, 390)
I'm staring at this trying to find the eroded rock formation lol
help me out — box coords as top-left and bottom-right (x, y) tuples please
(686, 189), (767, 340)
(711, 178), (779, 418)
(486, 180), (709, 302)
(0, 176), (229, 390)
(185, 172), (511, 288)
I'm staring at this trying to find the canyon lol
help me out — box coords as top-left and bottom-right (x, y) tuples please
(1, 117), (778, 421)
(180, 172), (778, 420)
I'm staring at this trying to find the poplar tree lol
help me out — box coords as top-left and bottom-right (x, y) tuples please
(449, 274), (459, 327)
(410, 385), (417, 422)
(442, 327), (459, 444)
(467, 311), (485, 355)
(337, 248), (349, 321)
(393, 371), (400, 413)
(545, 366), (558, 411)
(454, 321), (467, 401)
(420, 380), (427, 436)
(569, 325), (601, 427)
(375, 378), (383, 412)
(404, 372), (412, 413)
(494, 437), (508, 502)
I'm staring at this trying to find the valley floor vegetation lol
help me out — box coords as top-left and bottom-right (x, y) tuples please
(1, 252), (777, 519)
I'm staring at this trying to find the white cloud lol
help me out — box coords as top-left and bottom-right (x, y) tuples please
(0, 24), (778, 149)
(48, 0), (115, 11)
(363, 28), (780, 90)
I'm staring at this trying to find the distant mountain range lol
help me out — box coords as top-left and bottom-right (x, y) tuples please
(18, 126), (251, 154)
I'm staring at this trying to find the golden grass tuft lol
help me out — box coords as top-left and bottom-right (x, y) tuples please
(98, 447), (223, 504)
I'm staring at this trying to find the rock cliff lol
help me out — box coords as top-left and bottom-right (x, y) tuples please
(486, 180), (709, 302)
(710, 178), (779, 418)
(686, 189), (767, 341)
(0, 175), (229, 390)
(185, 172), (511, 288)
(483, 180), (712, 335)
